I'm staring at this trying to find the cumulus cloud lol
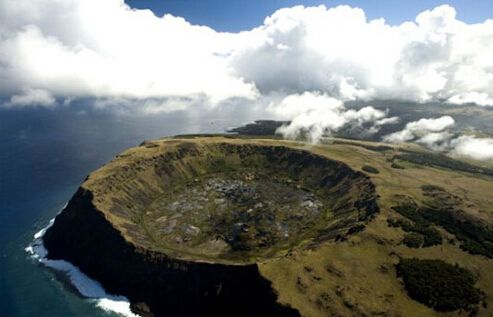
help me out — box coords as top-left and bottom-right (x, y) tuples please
(416, 131), (455, 151)
(232, 5), (493, 105)
(0, 0), (256, 104)
(384, 116), (455, 143)
(383, 116), (493, 161)
(268, 92), (396, 143)
(451, 136), (493, 161)
(6, 88), (56, 107)
(1, 1), (493, 109)
(91, 96), (204, 114)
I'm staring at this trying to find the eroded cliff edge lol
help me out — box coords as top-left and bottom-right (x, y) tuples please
(42, 138), (379, 317)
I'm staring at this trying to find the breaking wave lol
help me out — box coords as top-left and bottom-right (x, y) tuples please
(25, 205), (139, 317)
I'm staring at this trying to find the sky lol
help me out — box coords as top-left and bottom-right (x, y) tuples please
(0, 0), (493, 160)
(125, 0), (493, 32)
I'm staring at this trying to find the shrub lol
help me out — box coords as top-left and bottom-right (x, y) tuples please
(420, 227), (442, 247)
(402, 233), (423, 248)
(420, 208), (493, 258)
(391, 190), (493, 258)
(389, 203), (442, 248)
(421, 184), (446, 192)
(390, 162), (405, 169)
(362, 165), (379, 174)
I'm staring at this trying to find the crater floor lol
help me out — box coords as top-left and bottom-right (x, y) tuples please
(142, 171), (331, 260)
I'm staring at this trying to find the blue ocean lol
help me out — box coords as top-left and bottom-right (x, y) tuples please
(0, 104), (262, 316)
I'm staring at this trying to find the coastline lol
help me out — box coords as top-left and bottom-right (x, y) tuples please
(25, 207), (139, 317)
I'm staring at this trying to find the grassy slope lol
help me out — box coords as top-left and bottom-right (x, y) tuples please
(258, 138), (493, 317)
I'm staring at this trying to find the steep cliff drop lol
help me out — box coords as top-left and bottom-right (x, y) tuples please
(42, 137), (379, 317)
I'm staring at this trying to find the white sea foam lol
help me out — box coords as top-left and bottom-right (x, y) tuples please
(26, 205), (139, 317)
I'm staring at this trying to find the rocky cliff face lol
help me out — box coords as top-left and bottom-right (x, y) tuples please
(42, 138), (379, 317)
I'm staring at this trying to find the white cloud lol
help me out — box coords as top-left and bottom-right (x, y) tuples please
(416, 131), (454, 151)
(91, 96), (202, 114)
(451, 136), (493, 161)
(383, 116), (493, 161)
(447, 92), (493, 107)
(269, 92), (394, 143)
(384, 116), (455, 143)
(267, 92), (344, 120)
(0, 0), (256, 104)
(406, 116), (455, 132)
(232, 5), (493, 105)
(6, 88), (56, 107)
(376, 117), (400, 126)
(0, 1), (493, 110)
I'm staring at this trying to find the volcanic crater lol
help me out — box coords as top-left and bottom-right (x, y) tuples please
(43, 137), (379, 316)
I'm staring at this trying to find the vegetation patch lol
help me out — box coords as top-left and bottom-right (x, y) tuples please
(387, 217), (442, 248)
(362, 165), (379, 174)
(420, 208), (493, 258)
(388, 197), (442, 248)
(402, 233), (425, 248)
(394, 152), (493, 176)
(396, 258), (482, 312)
(390, 162), (405, 169)
(332, 140), (393, 152)
(390, 188), (493, 258)
(421, 185), (493, 258)
(420, 184), (446, 192)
